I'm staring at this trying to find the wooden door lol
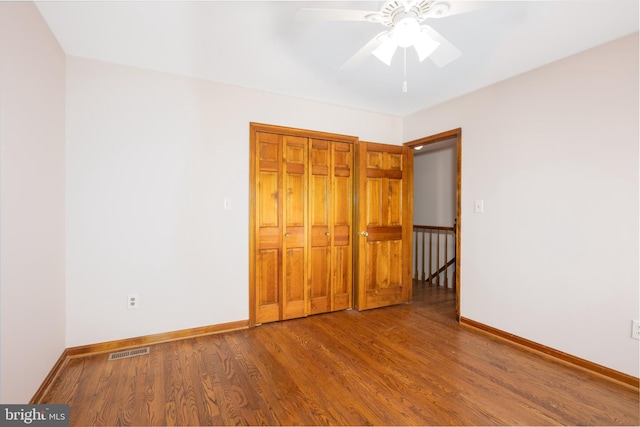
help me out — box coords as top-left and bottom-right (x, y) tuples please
(355, 142), (413, 310)
(309, 140), (353, 314)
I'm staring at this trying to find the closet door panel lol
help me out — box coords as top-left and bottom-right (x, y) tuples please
(283, 136), (308, 320)
(284, 247), (305, 319)
(331, 142), (353, 310)
(285, 174), (305, 226)
(310, 246), (330, 314)
(254, 131), (282, 324)
(332, 245), (351, 310)
(256, 249), (280, 322)
(309, 140), (331, 314)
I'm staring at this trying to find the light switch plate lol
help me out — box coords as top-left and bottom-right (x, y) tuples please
(474, 200), (484, 213)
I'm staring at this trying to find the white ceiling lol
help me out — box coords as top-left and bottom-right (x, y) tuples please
(35, 0), (639, 116)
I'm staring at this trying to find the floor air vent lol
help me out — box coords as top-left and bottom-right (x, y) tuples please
(108, 347), (150, 361)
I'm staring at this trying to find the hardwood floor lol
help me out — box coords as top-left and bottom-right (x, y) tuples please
(40, 283), (639, 426)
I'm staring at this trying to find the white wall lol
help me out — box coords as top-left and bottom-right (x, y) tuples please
(65, 56), (402, 347)
(404, 33), (639, 377)
(0, 3), (66, 403)
(413, 140), (457, 226)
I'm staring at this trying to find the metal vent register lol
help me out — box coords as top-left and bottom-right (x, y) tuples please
(108, 347), (150, 361)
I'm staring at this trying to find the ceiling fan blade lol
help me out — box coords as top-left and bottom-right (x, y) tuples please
(421, 25), (461, 67)
(340, 32), (386, 70)
(296, 8), (377, 22)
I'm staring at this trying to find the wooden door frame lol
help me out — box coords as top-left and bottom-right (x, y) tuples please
(404, 128), (462, 319)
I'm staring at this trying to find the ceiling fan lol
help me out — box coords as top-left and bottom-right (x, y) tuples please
(297, 0), (485, 70)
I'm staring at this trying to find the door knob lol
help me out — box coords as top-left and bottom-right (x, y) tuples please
(325, 232), (331, 236)
(360, 231), (369, 237)
(284, 232), (291, 237)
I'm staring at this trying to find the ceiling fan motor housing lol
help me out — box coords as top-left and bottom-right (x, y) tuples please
(368, 0), (450, 26)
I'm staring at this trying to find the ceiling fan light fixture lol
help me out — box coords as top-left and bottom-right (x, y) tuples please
(372, 36), (398, 66)
(413, 30), (440, 61)
(390, 17), (421, 48)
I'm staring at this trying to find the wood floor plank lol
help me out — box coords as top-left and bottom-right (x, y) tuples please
(222, 329), (332, 425)
(39, 283), (640, 426)
(254, 326), (347, 425)
(88, 354), (127, 426)
(356, 305), (558, 424)
(315, 312), (540, 425)
(200, 334), (260, 425)
(163, 340), (205, 426)
(313, 310), (514, 425)
(292, 314), (472, 425)
(130, 344), (165, 426)
(257, 321), (388, 425)
(60, 357), (104, 426)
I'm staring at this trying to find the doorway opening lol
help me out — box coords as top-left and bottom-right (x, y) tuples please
(404, 128), (461, 319)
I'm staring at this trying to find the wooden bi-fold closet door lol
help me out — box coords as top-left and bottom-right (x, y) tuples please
(250, 124), (355, 324)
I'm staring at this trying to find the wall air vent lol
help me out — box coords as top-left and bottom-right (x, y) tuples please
(108, 347), (150, 361)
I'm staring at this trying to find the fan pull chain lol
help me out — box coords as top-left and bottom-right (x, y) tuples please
(402, 48), (408, 93)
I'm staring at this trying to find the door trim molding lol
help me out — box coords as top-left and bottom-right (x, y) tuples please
(404, 128), (462, 318)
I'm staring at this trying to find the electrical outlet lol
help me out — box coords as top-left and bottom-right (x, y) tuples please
(632, 320), (639, 340)
(128, 294), (139, 309)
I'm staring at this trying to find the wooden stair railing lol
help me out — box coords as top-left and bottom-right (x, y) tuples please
(413, 224), (456, 289)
